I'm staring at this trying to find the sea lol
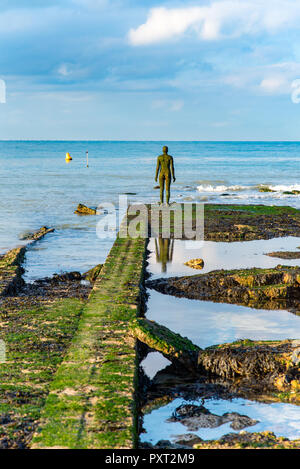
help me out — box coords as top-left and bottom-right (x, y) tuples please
(0, 140), (300, 281)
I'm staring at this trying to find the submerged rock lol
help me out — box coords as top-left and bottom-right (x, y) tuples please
(167, 404), (258, 431)
(173, 434), (203, 447)
(258, 187), (276, 193)
(283, 190), (300, 195)
(19, 226), (55, 241)
(265, 251), (300, 259)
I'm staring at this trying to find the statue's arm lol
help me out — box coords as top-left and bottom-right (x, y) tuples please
(155, 157), (160, 181)
(170, 156), (176, 182)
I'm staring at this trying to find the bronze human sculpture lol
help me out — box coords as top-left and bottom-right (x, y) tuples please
(155, 146), (176, 206)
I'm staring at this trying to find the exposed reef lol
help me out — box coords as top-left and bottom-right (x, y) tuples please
(203, 204), (300, 241)
(265, 251), (300, 259)
(193, 431), (300, 449)
(147, 265), (300, 310)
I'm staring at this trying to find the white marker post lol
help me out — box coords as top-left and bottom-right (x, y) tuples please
(86, 150), (89, 168)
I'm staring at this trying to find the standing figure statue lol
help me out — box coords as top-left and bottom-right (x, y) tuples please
(155, 146), (176, 206)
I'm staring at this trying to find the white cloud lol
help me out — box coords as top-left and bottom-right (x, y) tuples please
(260, 76), (286, 93)
(223, 61), (300, 95)
(129, 1), (300, 45)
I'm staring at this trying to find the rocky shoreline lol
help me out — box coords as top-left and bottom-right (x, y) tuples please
(1, 203), (300, 449)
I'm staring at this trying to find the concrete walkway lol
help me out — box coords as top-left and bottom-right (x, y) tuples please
(32, 235), (147, 449)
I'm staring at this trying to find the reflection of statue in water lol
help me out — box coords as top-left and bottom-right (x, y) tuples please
(155, 237), (174, 272)
(155, 146), (176, 206)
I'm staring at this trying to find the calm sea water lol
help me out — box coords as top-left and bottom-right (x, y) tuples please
(0, 141), (300, 280)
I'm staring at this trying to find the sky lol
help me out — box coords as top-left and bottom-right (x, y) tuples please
(1, 0), (300, 140)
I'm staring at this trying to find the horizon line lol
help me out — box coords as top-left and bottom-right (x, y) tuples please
(1, 139), (300, 143)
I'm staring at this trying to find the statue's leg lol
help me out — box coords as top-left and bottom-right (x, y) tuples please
(166, 175), (171, 205)
(159, 174), (165, 204)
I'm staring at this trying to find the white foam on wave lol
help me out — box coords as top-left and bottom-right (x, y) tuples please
(197, 184), (248, 192)
(197, 183), (300, 194)
(269, 184), (300, 192)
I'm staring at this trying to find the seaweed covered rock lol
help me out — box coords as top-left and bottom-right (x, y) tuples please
(193, 431), (300, 449)
(74, 203), (97, 215)
(147, 265), (300, 309)
(203, 204), (300, 241)
(197, 339), (300, 400)
(184, 258), (204, 270)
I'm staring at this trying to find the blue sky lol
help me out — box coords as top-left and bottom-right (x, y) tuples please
(1, 0), (300, 140)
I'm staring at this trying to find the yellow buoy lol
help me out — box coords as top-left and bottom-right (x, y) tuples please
(65, 152), (72, 162)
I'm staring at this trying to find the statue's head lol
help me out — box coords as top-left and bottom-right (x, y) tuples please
(162, 145), (168, 154)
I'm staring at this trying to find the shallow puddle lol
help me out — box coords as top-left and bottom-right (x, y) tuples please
(141, 236), (300, 446)
(141, 396), (300, 444)
(147, 290), (300, 349)
(147, 236), (300, 279)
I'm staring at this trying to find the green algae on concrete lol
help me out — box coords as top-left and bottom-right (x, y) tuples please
(0, 298), (84, 449)
(129, 318), (201, 368)
(31, 235), (147, 449)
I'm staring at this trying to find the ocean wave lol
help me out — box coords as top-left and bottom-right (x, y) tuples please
(197, 184), (248, 192)
(268, 184), (300, 192)
(197, 183), (300, 194)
